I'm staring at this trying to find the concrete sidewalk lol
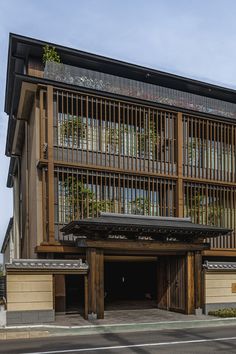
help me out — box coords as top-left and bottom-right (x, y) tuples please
(1, 308), (236, 340)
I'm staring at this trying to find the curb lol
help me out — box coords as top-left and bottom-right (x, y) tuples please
(1, 318), (236, 340)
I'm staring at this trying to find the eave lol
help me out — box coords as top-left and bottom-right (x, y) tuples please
(5, 32), (236, 117)
(61, 213), (232, 245)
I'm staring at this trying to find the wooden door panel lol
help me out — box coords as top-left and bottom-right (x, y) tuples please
(169, 256), (186, 313)
(157, 257), (168, 310)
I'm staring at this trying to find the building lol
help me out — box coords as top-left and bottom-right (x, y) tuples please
(2, 33), (236, 324)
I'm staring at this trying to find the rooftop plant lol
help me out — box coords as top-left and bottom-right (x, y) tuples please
(42, 45), (61, 64)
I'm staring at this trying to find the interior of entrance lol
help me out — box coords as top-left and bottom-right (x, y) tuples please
(104, 259), (157, 310)
(65, 274), (84, 313)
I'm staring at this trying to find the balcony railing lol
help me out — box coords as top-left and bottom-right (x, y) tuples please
(44, 61), (236, 120)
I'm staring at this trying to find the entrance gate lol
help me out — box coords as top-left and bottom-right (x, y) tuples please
(62, 213), (231, 319)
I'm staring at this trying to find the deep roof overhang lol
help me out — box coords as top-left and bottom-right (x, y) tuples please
(5, 33), (236, 157)
(61, 213), (231, 242)
(5, 32), (236, 118)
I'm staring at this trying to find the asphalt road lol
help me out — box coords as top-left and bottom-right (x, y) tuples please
(1, 325), (236, 354)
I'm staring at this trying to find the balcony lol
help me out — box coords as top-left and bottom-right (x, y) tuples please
(43, 61), (236, 120)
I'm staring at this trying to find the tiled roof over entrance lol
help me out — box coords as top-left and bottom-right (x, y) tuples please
(61, 213), (231, 241)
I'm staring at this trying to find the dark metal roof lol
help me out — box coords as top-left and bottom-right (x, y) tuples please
(203, 261), (236, 270)
(1, 217), (13, 253)
(61, 213), (231, 241)
(5, 33), (236, 156)
(6, 259), (88, 272)
(5, 33), (236, 115)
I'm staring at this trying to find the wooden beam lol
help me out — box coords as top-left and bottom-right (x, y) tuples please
(78, 239), (209, 252)
(35, 245), (80, 253)
(104, 256), (158, 262)
(202, 249), (236, 257)
(38, 159), (178, 181)
(184, 175), (236, 188)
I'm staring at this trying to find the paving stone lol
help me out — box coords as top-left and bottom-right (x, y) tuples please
(29, 331), (49, 338)
(0, 333), (6, 340)
(54, 306), (213, 327)
(6, 331), (30, 340)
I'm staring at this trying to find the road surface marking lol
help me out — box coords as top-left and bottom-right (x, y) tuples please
(22, 336), (236, 353)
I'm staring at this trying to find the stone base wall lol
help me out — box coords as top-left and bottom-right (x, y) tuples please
(6, 310), (55, 325)
(204, 302), (236, 314)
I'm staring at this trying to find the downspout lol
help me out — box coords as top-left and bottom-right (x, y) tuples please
(16, 156), (21, 259)
(25, 120), (30, 258)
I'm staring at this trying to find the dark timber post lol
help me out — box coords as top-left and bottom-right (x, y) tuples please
(86, 248), (104, 319)
(54, 274), (66, 313)
(194, 251), (203, 312)
(96, 249), (104, 319)
(176, 112), (184, 218)
(84, 275), (88, 320)
(157, 256), (168, 310)
(185, 251), (195, 314)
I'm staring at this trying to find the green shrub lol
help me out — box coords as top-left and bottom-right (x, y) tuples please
(208, 308), (236, 317)
(42, 45), (61, 64)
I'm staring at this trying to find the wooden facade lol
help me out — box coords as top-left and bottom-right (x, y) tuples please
(34, 87), (236, 249)
(4, 34), (236, 320)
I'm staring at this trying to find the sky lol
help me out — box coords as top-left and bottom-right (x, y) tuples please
(1, 0), (236, 255)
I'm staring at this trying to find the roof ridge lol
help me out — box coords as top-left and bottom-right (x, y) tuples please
(99, 212), (191, 222)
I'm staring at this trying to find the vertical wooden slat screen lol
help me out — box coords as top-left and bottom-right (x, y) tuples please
(184, 181), (236, 249)
(182, 114), (236, 182)
(52, 89), (177, 176)
(53, 167), (176, 241)
(38, 87), (236, 248)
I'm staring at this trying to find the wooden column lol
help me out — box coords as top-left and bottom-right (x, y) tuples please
(157, 256), (168, 310)
(87, 248), (97, 316)
(96, 250), (104, 319)
(86, 248), (104, 319)
(47, 85), (55, 243)
(54, 274), (66, 313)
(185, 251), (195, 314)
(84, 275), (88, 320)
(194, 251), (203, 310)
(176, 112), (184, 217)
